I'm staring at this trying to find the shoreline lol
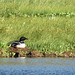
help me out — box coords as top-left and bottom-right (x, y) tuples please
(0, 47), (75, 58)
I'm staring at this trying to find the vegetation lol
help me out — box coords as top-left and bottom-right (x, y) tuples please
(0, 0), (75, 54)
(0, 0), (75, 17)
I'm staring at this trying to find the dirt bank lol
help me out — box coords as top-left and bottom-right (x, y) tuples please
(0, 47), (75, 58)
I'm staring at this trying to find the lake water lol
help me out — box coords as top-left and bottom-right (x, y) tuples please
(0, 57), (75, 75)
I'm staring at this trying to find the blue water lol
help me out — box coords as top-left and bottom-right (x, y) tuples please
(0, 58), (75, 75)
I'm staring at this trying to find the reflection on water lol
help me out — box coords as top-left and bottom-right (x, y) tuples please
(0, 58), (75, 75)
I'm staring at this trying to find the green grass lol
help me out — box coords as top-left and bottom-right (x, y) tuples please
(0, 0), (75, 53)
(0, 16), (75, 52)
(0, 0), (75, 17)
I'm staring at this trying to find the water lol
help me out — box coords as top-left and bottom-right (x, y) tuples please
(0, 57), (75, 75)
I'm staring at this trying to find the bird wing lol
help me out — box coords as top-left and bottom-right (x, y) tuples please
(8, 41), (20, 46)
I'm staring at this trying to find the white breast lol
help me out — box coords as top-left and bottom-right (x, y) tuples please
(16, 43), (26, 48)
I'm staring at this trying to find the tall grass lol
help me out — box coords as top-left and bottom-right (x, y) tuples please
(0, 0), (75, 52)
(0, 0), (75, 17)
(0, 16), (75, 52)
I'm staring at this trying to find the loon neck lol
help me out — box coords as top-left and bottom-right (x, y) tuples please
(19, 41), (24, 43)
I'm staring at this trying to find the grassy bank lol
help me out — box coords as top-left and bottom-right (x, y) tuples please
(0, 0), (75, 54)
(0, 16), (75, 52)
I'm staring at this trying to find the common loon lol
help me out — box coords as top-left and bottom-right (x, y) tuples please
(10, 37), (28, 48)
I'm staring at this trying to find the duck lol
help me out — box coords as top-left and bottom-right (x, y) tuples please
(9, 37), (28, 48)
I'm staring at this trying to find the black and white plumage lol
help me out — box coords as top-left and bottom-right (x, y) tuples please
(9, 37), (28, 48)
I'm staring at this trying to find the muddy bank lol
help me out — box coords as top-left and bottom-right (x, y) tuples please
(0, 47), (75, 58)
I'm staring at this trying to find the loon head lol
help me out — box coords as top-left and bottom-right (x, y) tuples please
(19, 37), (28, 41)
